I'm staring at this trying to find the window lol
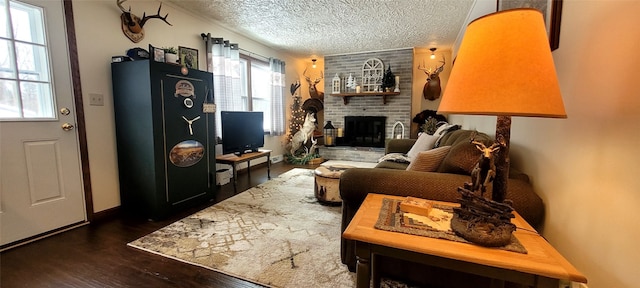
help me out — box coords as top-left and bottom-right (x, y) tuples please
(0, 0), (55, 120)
(239, 54), (271, 132)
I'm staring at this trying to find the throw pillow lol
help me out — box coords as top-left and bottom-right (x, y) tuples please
(406, 146), (452, 172)
(433, 123), (461, 148)
(406, 132), (439, 161)
(437, 141), (485, 175)
(436, 129), (494, 175)
(377, 153), (411, 163)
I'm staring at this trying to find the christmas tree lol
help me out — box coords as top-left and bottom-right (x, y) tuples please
(288, 84), (305, 143)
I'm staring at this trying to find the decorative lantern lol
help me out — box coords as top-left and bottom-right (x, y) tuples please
(332, 73), (341, 94)
(323, 121), (336, 146)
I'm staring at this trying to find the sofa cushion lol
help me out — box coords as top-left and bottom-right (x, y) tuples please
(375, 160), (410, 170)
(406, 133), (439, 161)
(436, 130), (494, 175)
(406, 146), (451, 172)
(406, 124), (454, 161)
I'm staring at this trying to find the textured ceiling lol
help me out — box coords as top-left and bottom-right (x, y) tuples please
(168, 0), (476, 57)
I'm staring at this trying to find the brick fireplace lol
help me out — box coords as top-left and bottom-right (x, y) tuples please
(319, 48), (413, 162)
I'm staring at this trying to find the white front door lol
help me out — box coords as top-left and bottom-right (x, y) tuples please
(0, 0), (86, 246)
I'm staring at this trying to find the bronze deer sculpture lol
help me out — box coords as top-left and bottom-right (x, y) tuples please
(117, 0), (172, 43)
(303, 68), (324, 100)
(417, 56), (445, 101)
(468, 140), (501, 197)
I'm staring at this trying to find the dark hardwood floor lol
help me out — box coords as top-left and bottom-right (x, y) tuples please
(0, 162), (317, 288)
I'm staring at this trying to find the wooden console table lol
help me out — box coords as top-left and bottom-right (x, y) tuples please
(343, 193), (587, 288)
(215, 150), (271, 192)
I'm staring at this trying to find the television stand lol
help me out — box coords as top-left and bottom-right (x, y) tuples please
(216, 149), (271, 192)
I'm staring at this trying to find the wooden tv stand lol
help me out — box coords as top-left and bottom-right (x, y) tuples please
(215, 150), (271, 192)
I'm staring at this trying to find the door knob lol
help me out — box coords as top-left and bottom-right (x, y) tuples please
(62, 123), (75, 131)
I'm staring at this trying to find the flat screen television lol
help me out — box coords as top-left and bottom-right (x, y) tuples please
(221, 111), (265, 155)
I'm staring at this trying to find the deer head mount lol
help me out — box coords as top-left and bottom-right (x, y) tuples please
(303, 68), (324, 100)
(117, 0), (172, 43)
(418, 56), (446, 101)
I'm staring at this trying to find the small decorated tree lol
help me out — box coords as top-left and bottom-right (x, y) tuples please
(346, 73), (356, 91)
(382, 66), (396, 92)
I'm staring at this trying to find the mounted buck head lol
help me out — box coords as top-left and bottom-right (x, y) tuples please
(303, 68), (324, 100)
(418, 56), (445, 101)
(117, 0), (172, 43)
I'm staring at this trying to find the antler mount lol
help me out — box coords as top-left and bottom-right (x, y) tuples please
(117, 0), (172, 43)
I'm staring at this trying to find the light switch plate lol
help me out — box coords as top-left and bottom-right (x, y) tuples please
(89, 93), (104, 106)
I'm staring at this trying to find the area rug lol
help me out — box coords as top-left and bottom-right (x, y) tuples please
(128, 168), (356, 288)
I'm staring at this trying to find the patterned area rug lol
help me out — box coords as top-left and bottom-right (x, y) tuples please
(128, 168), (355, 288)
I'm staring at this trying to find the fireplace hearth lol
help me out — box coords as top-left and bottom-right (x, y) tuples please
(341, 116), (386, 147)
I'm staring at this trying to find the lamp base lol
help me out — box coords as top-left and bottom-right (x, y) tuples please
(451, 187), (516, 247)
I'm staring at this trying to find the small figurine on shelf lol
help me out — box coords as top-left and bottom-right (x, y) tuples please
(346, 73), (357, 92)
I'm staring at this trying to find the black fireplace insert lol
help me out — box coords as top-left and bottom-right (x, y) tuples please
(342, 116), (386, 147)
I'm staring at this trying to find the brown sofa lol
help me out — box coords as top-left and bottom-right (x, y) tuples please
(339, 129), (544, 273)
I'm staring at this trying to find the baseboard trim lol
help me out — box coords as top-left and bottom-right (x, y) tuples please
(0, 221), (89, 252)
(91, 206), (121, 223)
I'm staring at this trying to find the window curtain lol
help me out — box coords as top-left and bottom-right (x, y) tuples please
(203, 34), (242, 139)
(269, 58), (286, 136)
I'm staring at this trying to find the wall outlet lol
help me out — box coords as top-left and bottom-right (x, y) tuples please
(271, 154), (283, 164)
(89, 93), (104, 106)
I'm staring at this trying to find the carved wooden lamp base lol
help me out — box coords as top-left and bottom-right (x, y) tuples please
(450, 187), (516, 247)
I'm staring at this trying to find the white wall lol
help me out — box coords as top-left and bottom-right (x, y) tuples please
(71, 0), (294, 213)
(451, 1), (640, 287)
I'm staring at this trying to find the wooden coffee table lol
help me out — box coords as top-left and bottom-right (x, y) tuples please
(342, 193), (587, 288)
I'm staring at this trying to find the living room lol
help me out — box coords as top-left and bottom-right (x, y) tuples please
(1, 1), (638, 287)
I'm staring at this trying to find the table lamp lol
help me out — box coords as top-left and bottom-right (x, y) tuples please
(437, 9), (566, 246)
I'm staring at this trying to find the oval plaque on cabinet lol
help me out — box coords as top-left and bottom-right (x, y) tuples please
(169, 140), (204, 167)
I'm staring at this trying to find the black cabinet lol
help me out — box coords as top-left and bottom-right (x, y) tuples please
(111, 60), (216, 219)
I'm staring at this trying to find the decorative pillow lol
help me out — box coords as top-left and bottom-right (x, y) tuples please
(406, 133), (439, 161)
(436, 129), (494, 175)
(437, 141), (485, 175)
(433, 123), (461, 148)
(406, 146), (452, 172)
(377, 153), (411, 163)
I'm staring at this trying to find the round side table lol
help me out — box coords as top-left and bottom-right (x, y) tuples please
(314, 165), (354, 205)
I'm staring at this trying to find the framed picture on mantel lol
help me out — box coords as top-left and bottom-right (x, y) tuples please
(497, 0), (563, 51)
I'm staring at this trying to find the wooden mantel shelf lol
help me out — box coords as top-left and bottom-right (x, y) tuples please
(330, 92), (400, 105)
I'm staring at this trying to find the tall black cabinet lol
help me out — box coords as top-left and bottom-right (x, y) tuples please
(111, 60), (216, 220)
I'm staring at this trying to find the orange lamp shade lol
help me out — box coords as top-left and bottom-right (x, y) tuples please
(438, 9), (566, 118)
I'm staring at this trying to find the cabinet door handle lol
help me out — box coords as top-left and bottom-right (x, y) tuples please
(182, 116), (201, 135)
